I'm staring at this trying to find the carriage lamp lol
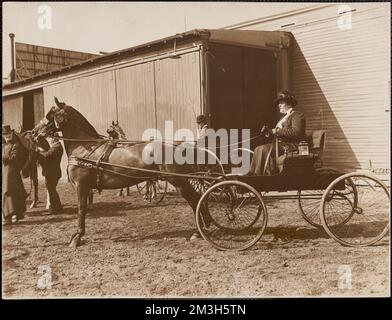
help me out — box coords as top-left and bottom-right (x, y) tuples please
(298, 141), (309, 156)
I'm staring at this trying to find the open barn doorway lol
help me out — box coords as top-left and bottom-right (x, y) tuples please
(22, 89), (44, 130)
(207, 43), (277, 150)
(22, 91), (34, 130)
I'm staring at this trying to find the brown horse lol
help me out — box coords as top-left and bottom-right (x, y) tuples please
(33, 98), (209, 247)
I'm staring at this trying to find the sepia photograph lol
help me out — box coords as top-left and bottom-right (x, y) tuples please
(2, 1), (390, 301)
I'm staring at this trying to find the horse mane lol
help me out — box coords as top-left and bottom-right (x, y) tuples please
(64, 105), (101, 138)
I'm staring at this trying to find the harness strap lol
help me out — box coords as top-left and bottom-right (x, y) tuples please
(86, 141), (106, 159)
(68, 156), (222, 181)
(96, 142), (117, 192)
(95, 153), (105, 193)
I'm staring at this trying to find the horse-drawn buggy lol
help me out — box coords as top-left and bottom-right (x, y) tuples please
(30, 98), (390, 251)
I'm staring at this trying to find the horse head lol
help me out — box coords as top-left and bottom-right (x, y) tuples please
(32, 97), (65, 139)
(32, 97), (100, 140)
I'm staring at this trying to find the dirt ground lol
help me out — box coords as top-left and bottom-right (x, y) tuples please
(2, 179), (390, 298)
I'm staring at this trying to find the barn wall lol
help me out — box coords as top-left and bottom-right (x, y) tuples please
(3, 95), (23, 130)
(33, 89), (45, 125)
(43, 71), (117, 135)
(154, 51), (201, 139)
(2, 90), (44, 133)
(41, 50), (202, 178)
(115, 62), (156, 140)
(43, 71), (117, 179)
(230, 3), (390, 171)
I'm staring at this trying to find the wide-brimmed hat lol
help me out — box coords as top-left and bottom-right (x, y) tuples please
(275, 90), (297, 107)
(196, 115), (207, 124)
(2, 125), (13, 135)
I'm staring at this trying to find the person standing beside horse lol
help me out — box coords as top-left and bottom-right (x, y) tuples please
(18, 127), (43, 209)
(34, 134), (64, 214)
(2, 125), (29, 225)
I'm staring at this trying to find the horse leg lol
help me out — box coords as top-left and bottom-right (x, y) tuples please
(176, 178), (214, 231)
(29, 178), (38, 209)
(46, 190), (50, 210)
(126, 187), (130, 196)
(69, 183), (89, 248)
(87, 189), (94, 210)
(170, 178), (211, 239)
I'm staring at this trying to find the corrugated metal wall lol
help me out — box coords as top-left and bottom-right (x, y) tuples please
(3, 95), (23, 130)
(230, 3), (390, 171)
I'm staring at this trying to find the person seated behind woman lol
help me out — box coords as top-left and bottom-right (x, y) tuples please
(248, 90), (306, 176)
(2, 125), (29, 224)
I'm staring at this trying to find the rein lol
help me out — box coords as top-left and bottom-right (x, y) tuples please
(47, 133), (264, 148)
(69, 156), (225, 182)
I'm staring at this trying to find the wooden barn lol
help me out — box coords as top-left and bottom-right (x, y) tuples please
(3, 2), (390, 179)
(3, 29), (291, 177)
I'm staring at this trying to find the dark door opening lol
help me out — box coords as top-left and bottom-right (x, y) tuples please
(207, 43), (276, 150)
(23, 91), (35, 130)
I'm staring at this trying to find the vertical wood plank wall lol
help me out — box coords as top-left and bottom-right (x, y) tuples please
(41, 50), (201, 178)
(2, 95), (23, 130)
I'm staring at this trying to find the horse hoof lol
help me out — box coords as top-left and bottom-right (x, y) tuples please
(190, 232), (202, 241)
(30, 202), (37, 209)
(69, 234), (80, 248)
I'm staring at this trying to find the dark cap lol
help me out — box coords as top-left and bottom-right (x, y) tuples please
(196, 115), (207, 124)
(2, 125), (13, 135)
(275, 90), (297, 107)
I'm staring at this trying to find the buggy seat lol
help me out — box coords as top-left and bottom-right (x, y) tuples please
(277, 130), (326, 174)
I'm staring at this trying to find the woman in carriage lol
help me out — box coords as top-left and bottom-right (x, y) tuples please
(248, 90), (306, 176)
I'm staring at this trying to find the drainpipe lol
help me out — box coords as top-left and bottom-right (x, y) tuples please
(9, 33), (16, 82)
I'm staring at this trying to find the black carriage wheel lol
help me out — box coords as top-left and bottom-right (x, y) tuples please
(320, 173), (390, 247)
(202, 184), (262, 232)
(298, 167), (356, 228)
(195, 180), (268, 251)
